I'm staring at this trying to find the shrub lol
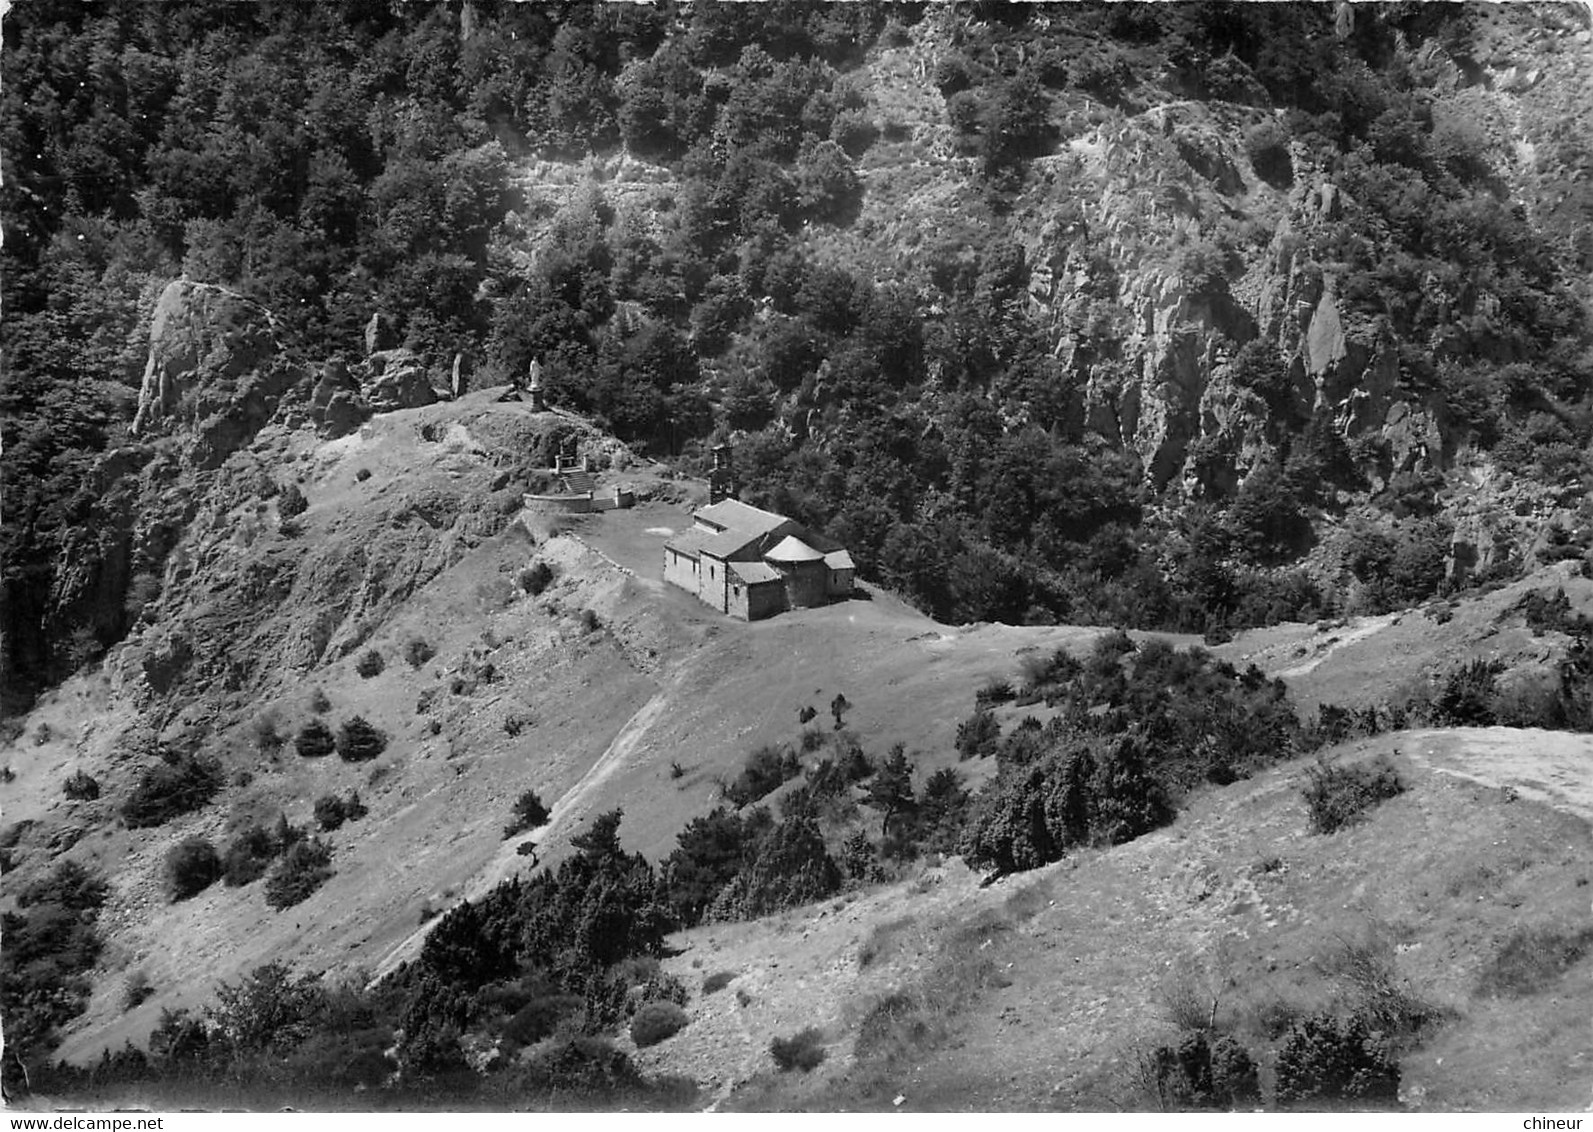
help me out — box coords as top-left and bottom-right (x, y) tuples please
(1301, 756), (1405, 834)
(222, 823), (282, 886)
(355, 468), (372, 483)
(120, 751), (224, 828)
(122, 970), (155, 1012)
(1319, 921), (1442, 1037)
(252, 711), (285, 753)
(520, 561), (555, 596)
(336, 716), (387, 762)
(165, 837), (222, 901)
(769, 1027), (826, 1071)
(580, 608), (601, 634)
(503, 789), (551, 840)
(404, 638), (436, 668)
(314, 791), (367, 831)
(63, 770), (100, 800)
(1274, 1012), (1399, 1107)
(955, 708), (1000, 760)
(1144, 1031), (1261, 1111)
(523, 1035), (641, 1094)
(975, 678), (1016, 706)
(629, 1001), (689, 1048)
(1432, 658), (1503, 726)
(264, 837), (335, 910)
(702, 971), (736, 996)
(725, 744), (802, 807)
(1476, 925), (1593, 997)
(503, 993), (583, 1046)
(16, 858), (109, 911)
(355, 649), (385, 678)
(854, 990), (927, 1059)
(295, 718), (336, 758)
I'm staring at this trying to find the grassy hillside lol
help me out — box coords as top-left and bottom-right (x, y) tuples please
(651, 730), (1593, 1112)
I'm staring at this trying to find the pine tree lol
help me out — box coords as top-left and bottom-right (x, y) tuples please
(864, 742), (915, 838)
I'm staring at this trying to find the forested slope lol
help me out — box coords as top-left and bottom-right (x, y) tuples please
(6, 1), (1592, 707)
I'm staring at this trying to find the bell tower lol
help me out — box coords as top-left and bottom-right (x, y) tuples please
(709, 444), (736, 504)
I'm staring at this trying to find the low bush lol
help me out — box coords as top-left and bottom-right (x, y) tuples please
(1319, 921), (1442, 1037)
(523, 1035), (641, 1094)
(295, 719), (336, 758)
(1476, 925), (1593, 997)
(404, 638), (436, 668)
(336, 716), (387, 762)
(503, 789), (551, 840)
(264, 837), (335, 910)
(1274, 1012), (1400, 1107)
(122, 970), (155, 1012)
(355, 649), (385, 678)
(1301, 756), (1405, 834)
(725, 744), (802, 807)
(503, 993), (583, 1046)
(854, 990), (928, 1059)
(63, 770), (100, 801)
(120, 751), (224, 828)
(630, 1001), (689, 1048)
(580, 608), (601, 634)
(165, 837), (222, 901)
(314, 791), (369, 832)
(1143, 1031), (1260, 1111)
(975, 678), (1016, 706)
(769, 1027), (826, 1071)
(702, 971), (736, 996)
(222, 823), (281, 886)
(309, 687), (332, 713)
(520, 561), (555, 596)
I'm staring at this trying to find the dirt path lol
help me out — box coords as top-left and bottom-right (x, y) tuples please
(1404, 726), (1593, 824)
(1275, 612), (1402, 679)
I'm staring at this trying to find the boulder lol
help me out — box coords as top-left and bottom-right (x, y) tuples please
(362, 349), (439, 413)
(364, 311), (400, 356)
(311, 358), (370, 436)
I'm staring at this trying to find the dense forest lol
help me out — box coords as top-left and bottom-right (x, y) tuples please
(4, 0), (1591, 709)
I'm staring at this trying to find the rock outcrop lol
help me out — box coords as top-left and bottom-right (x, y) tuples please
(361, 349), (439, 413)
(130, 280), (299, 468)
(310, 358), (371, 437)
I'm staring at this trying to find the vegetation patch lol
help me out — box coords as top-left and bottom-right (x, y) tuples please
(120, 750), (224, 828)
(1301, 756), (1405, 835)
(629, 1001), (689, 1048)
(335, 715), (387, 762)
(264, 836), (335, 910)
(62, 770), (100, 800)
(1476, 925), (1593, 998)
(313, 791), (369, 832)
(294, 719), (336, 758)
(0, 861), (108, 1075)
(770, 1028), (827, 1072)
(1274, 1012), (1400, 1108)
(165, 836), (223, 901)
